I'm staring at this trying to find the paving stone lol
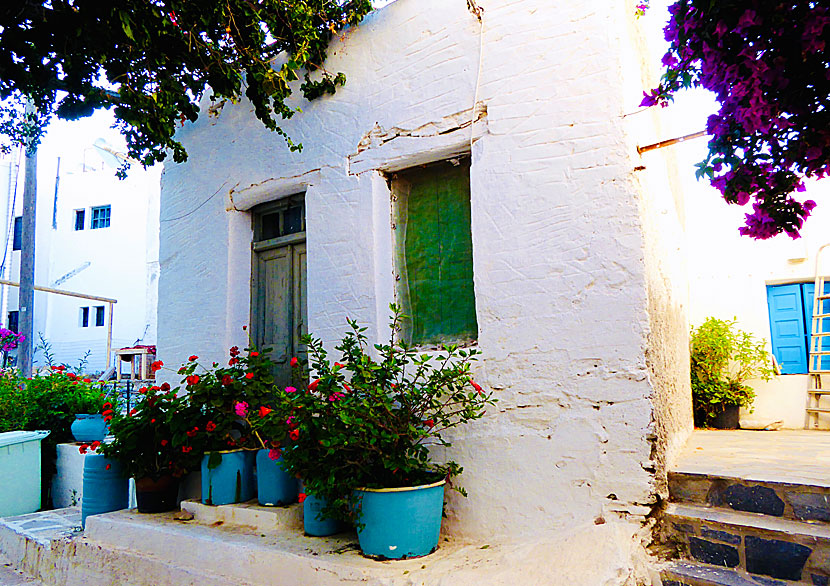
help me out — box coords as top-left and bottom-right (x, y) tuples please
(664, 562), (772, 586)
(722, 484), (785, 517)
(749, 576), (786, 586)
(744, 535), (811, 581)
(813, 574), (830, 586)
(700, 527), (742, 545)
(786, 492), (830, 522)
(19, 521), (60, 531)
(688, 536), (740, 568)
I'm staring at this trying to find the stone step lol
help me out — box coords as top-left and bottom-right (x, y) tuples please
(660, 560), (820, 586)
(669, 471), (830, 524)
(664, 503), (830, 583)
(179, 498), (303, 532)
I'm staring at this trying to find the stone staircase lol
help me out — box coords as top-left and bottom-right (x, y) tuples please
(660, 469), (830, 585)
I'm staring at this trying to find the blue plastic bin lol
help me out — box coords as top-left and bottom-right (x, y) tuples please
(0, 430), (50, 517)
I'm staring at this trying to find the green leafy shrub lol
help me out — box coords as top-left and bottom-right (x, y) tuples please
(281, 306), (495, 523)
(690, 317), (774, 427)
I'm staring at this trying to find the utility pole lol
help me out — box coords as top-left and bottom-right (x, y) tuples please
(18, 105), (37, 377)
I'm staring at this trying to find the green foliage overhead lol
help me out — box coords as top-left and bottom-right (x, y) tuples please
(690, 317), (773, 426)
(0, 0), (373, 166)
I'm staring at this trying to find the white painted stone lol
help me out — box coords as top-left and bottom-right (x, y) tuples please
(157, 0), (692, 578)
(51, 444), (85, 509)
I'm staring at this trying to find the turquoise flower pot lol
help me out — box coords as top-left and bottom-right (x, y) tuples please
(201, 450), (255, 505)
(303, 494), (346, 536)
(81, 454), (128, 528)
(353, 480), (445, 559)
(71, 414), (108, 442)
(256, 449), (298, 506)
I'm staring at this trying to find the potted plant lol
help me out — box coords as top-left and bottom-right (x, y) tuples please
(177, 349), (278, 505)
(281, 306), (495, 557)
(690, 317), (774, 428)
(97, 382), (199, 513)
(241, 400), (299, 506)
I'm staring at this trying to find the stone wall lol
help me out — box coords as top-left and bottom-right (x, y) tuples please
(158, 0), (691, 579)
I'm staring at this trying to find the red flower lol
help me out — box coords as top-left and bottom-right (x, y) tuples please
(221, 375), (233, 386)
(307, 379), (319, 391)
(343, 383), (351, 392)
(268, 448), (282, 461)
(259, 406), (272, 418)
(471, 381), (483, 394)
(186, 427), (199, 438)
(289, 429), (300, 441)
(151, 360), (163, 372)
(205, 421), (217, 432)
(229, 346), (240, 357)
(102, 402), (112, 410)
(83, 378), (91, 383)
(242, 325), (247, 330)
(150, 419), (156, 424)
(334, 362), (344, 368)
(188, 355), (198, 361)
(182, 446), (192, 453)
(102, 409), (114, 416)
(298, 493), (307, 503)
(229, 357), (239, 366)
(186, 374), (200, 385)
(160, 440), (169, 446)
(105, 464), (111, 470)
(290, 357), (298, 367)
(160, 382), (171, 392)
(424, 419), (435, 428)
(104, 415), (113, 422)
(245, 372), (254, 380)
(90, 441), (101, 450)
(178, 367), (186, 374)
(129, 408), (138, 416)
(250, 351), (259, 357)
(78, 444), (89, 454)
(139, 387), (148, 395)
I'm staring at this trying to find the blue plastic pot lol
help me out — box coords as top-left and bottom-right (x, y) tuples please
(256, 449), (298, 506)
(81, 454), (128, 528)
(71, 414), (108, 442)
(201, 450), (255, 505)
(303, 494), (346, 536)
(354, 480), (445, 559)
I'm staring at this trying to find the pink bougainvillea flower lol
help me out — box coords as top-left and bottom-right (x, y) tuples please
(268, 448), (282, 461)
(188, 355), (198, 361)
(285, 386), (297, 394)
(290, 357), (298, 367)
(234, 401), (249, 418)
(245, 372), (254, 380)
(286, 416), (297, 428)
(328, 391), (345, 402)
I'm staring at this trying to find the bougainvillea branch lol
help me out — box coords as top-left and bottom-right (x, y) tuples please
(642, 2), (829, 239)
(0, 0), (373, 173)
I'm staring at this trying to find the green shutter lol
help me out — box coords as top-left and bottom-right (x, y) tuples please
(395, 160), (477, 345)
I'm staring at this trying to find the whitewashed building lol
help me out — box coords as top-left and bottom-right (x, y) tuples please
(158, 0), (692, 581)
(0, 139), (160, 373)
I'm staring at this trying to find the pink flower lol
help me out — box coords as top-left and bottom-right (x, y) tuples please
(234, 401), (249, 417)
(328, 391), (345, 402)
(286, 416), (297, 428)
(285, 386), (297, 393)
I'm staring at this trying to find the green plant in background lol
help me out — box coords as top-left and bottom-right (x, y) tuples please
(281, 305), (495, 524)
(690, 317), (774, 427)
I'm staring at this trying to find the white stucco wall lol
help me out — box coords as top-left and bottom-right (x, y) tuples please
(685, 169), (830, 429)
(159, 0), (690, 577)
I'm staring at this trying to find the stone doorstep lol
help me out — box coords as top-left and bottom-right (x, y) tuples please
(661, 560), (815, 586)
(179, 498), (303, 532)
(665, 503), (830, 583)
(669, 472), (830, 524)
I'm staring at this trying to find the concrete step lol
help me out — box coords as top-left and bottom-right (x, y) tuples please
(669, 471), (830, 524)
(660, 560), (819, 585)
(664, 503), (830, 583)
(180, 498), (303, 532)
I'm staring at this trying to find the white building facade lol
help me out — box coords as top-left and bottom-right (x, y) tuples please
(158, 0), (692, 581)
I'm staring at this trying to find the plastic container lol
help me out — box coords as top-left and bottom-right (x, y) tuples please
(71, 414), (108, 442)
(0, 430), (50, 517)
(303, 494), (346, 536)
(353, 480), (445, 559)
(256, 449), (298, 506)
(81, 454), (128, 528)
(201, 450), (255, 506)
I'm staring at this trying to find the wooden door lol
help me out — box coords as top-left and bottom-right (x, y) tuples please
(252, 241), (307, 388)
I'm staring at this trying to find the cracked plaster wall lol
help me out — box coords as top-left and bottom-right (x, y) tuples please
(158, 0), (690, 573)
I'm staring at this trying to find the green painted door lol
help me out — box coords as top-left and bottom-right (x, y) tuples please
(252, 241), (307, 388)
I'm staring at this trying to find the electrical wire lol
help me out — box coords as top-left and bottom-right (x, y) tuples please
(159, 181), (228, 223)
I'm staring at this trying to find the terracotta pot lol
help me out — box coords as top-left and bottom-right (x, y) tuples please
(135, 474), (179, 513)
